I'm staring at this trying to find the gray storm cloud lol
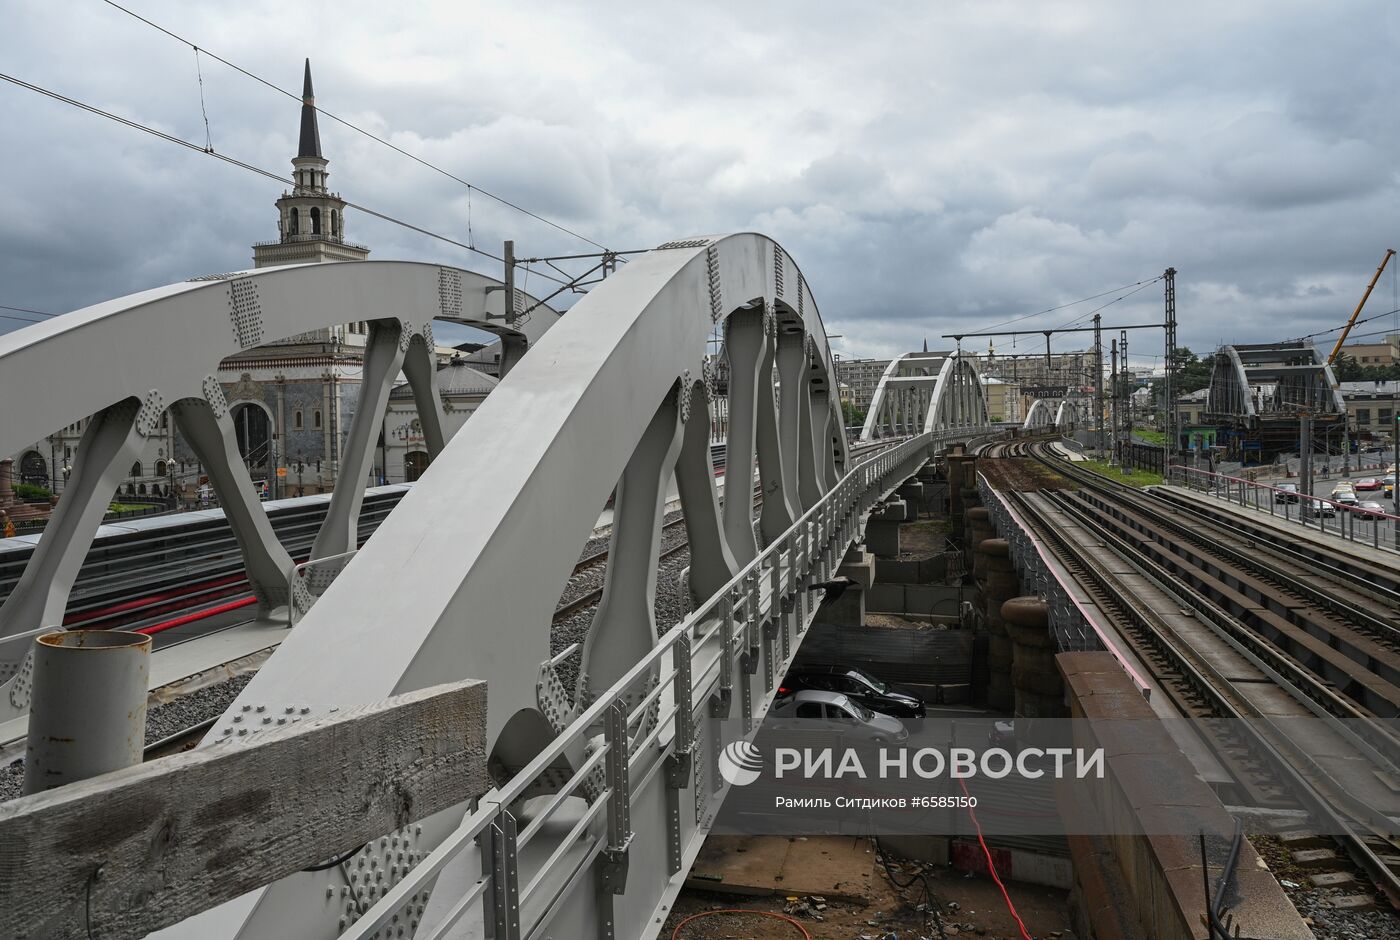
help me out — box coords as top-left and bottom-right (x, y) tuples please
(2, 0), (1397, 366)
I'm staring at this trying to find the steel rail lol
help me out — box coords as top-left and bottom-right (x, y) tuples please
(1013, 442), (1400, 907)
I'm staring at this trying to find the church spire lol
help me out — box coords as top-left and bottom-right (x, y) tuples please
(298, 59), (322, 159)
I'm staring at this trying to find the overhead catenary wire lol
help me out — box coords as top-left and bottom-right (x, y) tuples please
(1293, 305), (1400, 343)
(974, 275), (1164, 335)
(0, 70), (573, 289)
(0, 303), (56, 323)
(1052, 277), (1162, 331)
(98, 0), (614, 253)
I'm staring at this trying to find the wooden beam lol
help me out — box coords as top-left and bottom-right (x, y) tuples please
(0, 679), (488, 940)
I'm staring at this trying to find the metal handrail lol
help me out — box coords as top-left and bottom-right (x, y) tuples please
(1168, 464), (1400, 551)
(285, 550), (359, 626)
(340, 425), (997, 939)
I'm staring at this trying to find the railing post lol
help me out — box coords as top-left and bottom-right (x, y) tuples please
(664, 634), (693, 875)
(719, 592), (735, 699)
(596, 701), (633, 938)
(600, 700), (633, 889)
(487, 810), (521, 940)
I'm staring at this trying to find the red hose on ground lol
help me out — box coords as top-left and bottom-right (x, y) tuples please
(959, 777), (1034, 940)
(670, 908), (811, 939)
(135, 596), (257, 635)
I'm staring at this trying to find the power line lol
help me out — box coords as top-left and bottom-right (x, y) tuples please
(0, 70), (572, 288)
(1, 303), (54, 317)
(0, 304), (56, 324)
(1053, 278), (1161, 331)
(973, 275), (1163, 335)
(1293, 305), (1400, 342)
(99, 0), (613, 253)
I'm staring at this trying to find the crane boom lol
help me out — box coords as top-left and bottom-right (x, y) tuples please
(1329, 247), (1397, 365)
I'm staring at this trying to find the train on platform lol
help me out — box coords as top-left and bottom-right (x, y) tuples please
(0, 442), (737, 638)
(0, 485), (412, 636)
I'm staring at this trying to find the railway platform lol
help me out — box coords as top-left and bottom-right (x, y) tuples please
(1161, 479), (1400, 565)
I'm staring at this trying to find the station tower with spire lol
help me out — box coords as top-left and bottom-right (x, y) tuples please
(252, 60), (369, 269)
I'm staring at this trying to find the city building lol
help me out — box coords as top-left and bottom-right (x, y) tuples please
(381, 356), (500, 483)
(1339, 335), (1400, 367)
(7, 60), (480, 504)
(1338, 380), (1400, 442)
(981, 377), (1022, 423)
(833, 357), (891, 412)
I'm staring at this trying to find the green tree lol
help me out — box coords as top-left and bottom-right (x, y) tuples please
(1150, 347), (1212, 404)
(840, 399), (866, 428)
(1332, 352), (1364, 381)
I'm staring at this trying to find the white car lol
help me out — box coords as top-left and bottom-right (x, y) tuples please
(767, 690), (909, 745)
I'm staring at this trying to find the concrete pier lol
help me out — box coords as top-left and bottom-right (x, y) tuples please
(1002, 596), (1067, 742)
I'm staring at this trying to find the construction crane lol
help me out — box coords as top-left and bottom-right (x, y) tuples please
(1328, 247), (1397, 365)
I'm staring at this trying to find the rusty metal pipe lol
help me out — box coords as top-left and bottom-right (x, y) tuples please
(22, 629), (151, 794)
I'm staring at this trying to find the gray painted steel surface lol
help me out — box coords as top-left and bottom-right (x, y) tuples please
(2, 234), (997, 938)
(0, 261), (561, 726)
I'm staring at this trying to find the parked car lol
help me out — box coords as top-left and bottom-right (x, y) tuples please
(1303, 498), (1336, 518)
(1273, 483), (1299, 503)
(1355, 478), (1382, 491)
(778, 665), (926, 719)
(767, 690), (909, 745)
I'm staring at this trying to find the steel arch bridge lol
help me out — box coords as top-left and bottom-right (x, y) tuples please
(0, 236), (996, 940)
(857, 350), (989, 441)
(1023, 396), (1086, 432)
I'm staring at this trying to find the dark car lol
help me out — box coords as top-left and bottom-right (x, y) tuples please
(1302, 497), (1336, 518)
(778, 664), (925, 719)
(1353, 500), (1389, 522)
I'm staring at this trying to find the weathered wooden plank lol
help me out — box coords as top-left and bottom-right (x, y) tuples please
(0, 679), (489, 939)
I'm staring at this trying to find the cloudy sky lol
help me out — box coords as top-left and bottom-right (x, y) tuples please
(3, 1), (1398, 368)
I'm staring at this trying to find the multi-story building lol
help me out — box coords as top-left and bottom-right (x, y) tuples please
(7, 61), (478, 505)
(981, 377), (1022, 423)
(1340, 336), (1400, 367)
(834, 357), (891, 412)
(1338, 380), (1400, 441)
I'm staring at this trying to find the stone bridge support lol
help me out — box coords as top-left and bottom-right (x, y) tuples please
(1002, 596), (1068, 743)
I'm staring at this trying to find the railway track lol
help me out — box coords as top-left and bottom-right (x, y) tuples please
(980, 438), (1400, 909)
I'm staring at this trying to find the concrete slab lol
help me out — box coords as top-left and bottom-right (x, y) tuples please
(685, 835), (877, 903)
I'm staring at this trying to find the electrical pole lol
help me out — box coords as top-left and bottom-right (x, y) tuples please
(1093, 314), (1104, 455)
(503, 239), (517, 324)
(1300, 412), (1313, 508)
(1110, 338), (1119, 465)
(1121, 330), (1131, 471)
(1163, 267), (1178, 473)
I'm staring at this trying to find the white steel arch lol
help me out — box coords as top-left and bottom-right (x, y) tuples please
(154, 233), (853, 939)
(1022, 396), (1083, 431)
(0, 260), (562, 720)
(859, 350), (989, 441)
(1, 237), (1003, 940)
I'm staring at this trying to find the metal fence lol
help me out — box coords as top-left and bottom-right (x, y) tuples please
(1168, 464), (1400, 551)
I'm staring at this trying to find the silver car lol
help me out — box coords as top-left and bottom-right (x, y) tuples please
(768, 689), (909, 745)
